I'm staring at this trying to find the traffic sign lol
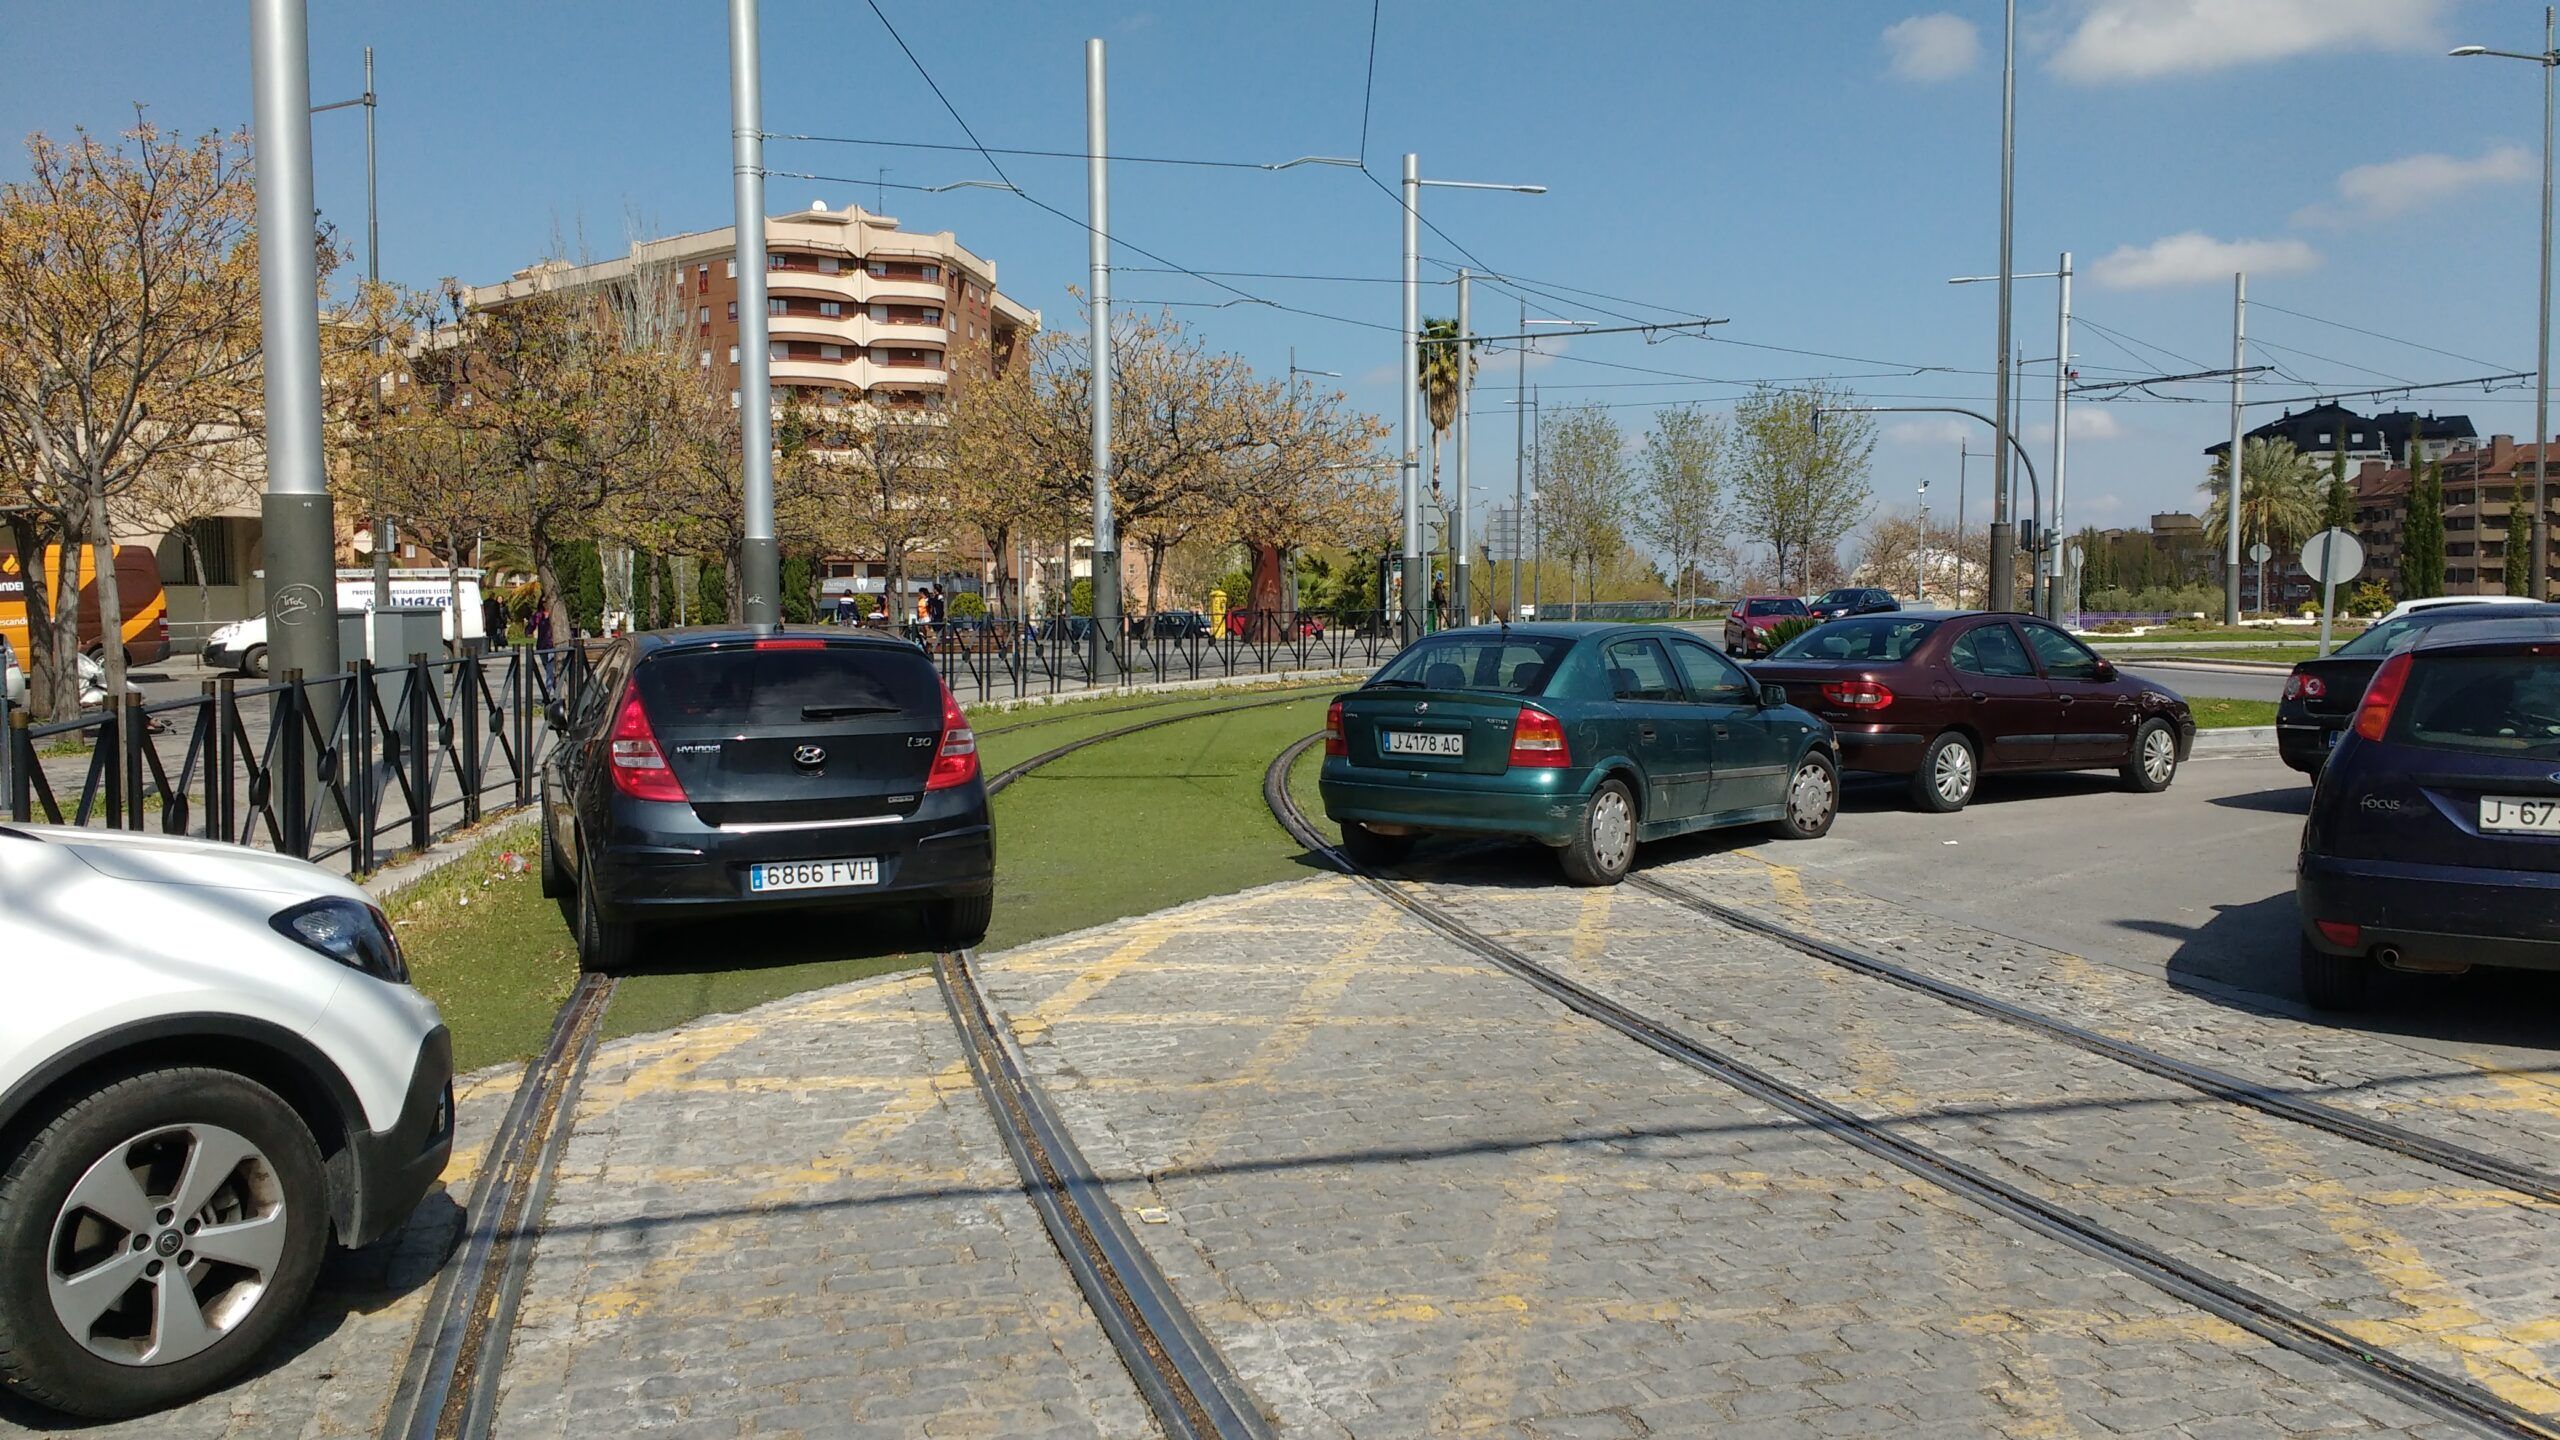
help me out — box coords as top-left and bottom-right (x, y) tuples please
(2300, 528), (2363, 586)
(2248, 541), (2272, 565)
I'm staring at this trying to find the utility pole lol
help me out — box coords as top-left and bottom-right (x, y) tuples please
(1086, 39), (1121, 676)
(1512, 297), (1527, 621)
(2544, 2), (2555, 597)
(728, 0), (779, 627)
(1400, 153), (1424, 641)
(1916, 479), (1931, 604)
(250, 0), (341, 688)
(1988, 0), (2018, 612)
(1453, 269), (1472, 624)
(2047, 250), (2073, 623)
(2226, 271), (2247, 625)
(1957, 442), (1976, 606)
(1530, 384), (1543, 617)
(315, 51), (387, 608)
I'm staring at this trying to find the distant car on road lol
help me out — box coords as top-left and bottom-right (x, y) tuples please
(1722, 595), (1811, 658)
(1319, 623), (1839, 886)
(0, 825), (452, 1418)
(1808, 587), (1901, 622)
(540, 628), (995, 970)
(2295, 612), (2560, 1008)
(1135, 609), (1212, 640)
(1749, 610), (2197, 811)
(2277, 602), (2560, 775)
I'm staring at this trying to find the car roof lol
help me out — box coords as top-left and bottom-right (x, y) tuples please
(2408, 610), (2560, 651)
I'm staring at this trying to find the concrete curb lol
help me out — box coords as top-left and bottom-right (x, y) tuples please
(2191, 725), (2277, 757)
(2129, 657), (2294, 674)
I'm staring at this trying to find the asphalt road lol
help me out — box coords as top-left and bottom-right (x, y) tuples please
(2121, 660), (2286, 703)
(1779, 750), (2560, 1075)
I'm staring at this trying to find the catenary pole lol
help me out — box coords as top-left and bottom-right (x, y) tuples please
(2226, 272), (2247, 625)
(1988, 0), (2018, 612)
(1530, 386), (1543, 617)
(1086, 39), (1120, 677)
(250, 0), (341, 688)
(1512, 297), (1527, 620)
(363, 48), (388, 610)
(2047, 251), (2073, 622)
(728, 0), (779, 627)
(1400, 154), (1424, 640)
(2540, 5), (2555, 595)
(1453, 269), (1471, 623)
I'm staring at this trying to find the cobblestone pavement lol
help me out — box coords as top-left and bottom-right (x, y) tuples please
(487, 970), (1157, 1440)
(971, 877), (2470, 1436)
(1391, 850), (2560, 1418)
(0, 1070), (520, 1439)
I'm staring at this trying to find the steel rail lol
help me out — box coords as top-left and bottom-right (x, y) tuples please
(1263, 735), (2560, 1440)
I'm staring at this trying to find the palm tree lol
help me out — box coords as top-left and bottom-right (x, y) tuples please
(2202, 435), (2322, 569)
(1418, 317), (1474, 585)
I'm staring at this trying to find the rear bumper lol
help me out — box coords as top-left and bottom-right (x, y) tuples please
(592, 789), (995, 921)
(339, 1025), (454, 1249)
(1319, 760), (1584, 846)
(2297, 851), (2560, 973)
(2275, 705), (2347, 773)
(1832, 727), (1928, 775)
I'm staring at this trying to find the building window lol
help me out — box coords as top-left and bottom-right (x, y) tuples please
(921, 264), (938, 282)
(771, 341), (788, 360)
(725, 259), (737, 278)
(697, 305), (710, 324)
(2316, 431), (2331, 445)
(819, 343), (842, 360)
(868, 260), (888, 277)
(728, 301), (738, 321)
(819, 300), (841, 317)
(819, 257), (840, 274)
(729, 390), (740, 408)
(728, 345), (739, 362)
(769, 298), (787, 316)
(699, 350), (712, 368)
(696, 264), (709, 295)
(769, 253), (787, 270)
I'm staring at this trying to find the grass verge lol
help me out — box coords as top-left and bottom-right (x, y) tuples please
(2188, 697), (2278, 729)
(384, 820), (578, 1073)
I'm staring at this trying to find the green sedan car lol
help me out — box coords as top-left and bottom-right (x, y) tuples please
(1319, 623), (1841, 885)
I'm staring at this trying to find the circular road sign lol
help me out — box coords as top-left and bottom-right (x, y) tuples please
(2300, 528), (2365, 586)
(2248, 541), (2273, 565)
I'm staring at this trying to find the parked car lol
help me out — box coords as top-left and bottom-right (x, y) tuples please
(1749, 610), (2197, 811)
(539, 628), (995, 970)
(2377, 592), (2546, 624)
(1808, 587), (1901, 622)
(1722, 595), (1811, 658)
(2277, 602), (2560, 775)
(1136, 609), (1212, 640)
(1318, 623), (1839, 886)
(2296, 612), (2560, 1009)
(0, 826), (453, 1418)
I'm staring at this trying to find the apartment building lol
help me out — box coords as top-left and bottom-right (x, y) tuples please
(2350, 433), (2560, 597)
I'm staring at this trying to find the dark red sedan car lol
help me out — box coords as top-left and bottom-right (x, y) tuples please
(1749, 611), (2197, 811)
(1722, 595), (1810, 658)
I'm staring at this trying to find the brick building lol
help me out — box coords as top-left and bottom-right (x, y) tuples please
(2350, 433), (2560, 598)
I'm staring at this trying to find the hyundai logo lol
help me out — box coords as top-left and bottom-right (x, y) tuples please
(793, 745), (827, 768)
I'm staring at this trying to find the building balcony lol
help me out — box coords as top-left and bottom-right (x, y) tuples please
(866, 320), (949, 348)
(770, 355), (946, 391)
(769, 312), (865, 346)
(861, 274), (948, 305)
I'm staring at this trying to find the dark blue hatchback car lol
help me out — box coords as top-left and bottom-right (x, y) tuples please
(2296, 613), (2560, 1008)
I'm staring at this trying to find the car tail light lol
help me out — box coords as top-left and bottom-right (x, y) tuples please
(1324, 701), (1347, 757)
(925, 678), (979, 789)
(2352, 651), (2413, 742)
(608, 687), (687, 802)
(1819, 679), (1895, 710)
(2282, 671), (2326, 701)
(1508, 707), (1570, 768)
(2315, 920), (2363, 949)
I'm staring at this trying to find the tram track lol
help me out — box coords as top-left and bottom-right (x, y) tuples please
(377, 688), (1314, 1439)
(1265, 733), (2560, 1439)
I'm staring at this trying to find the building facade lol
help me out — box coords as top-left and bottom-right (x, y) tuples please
(2351, 433), (2560, 598)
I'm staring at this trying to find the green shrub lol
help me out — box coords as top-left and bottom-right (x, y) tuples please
(1070, 578), (1094, 617)
(2345, 580), (2392, 617)
(1764, 616), (1821, 652)
(948, 590), (987, 621)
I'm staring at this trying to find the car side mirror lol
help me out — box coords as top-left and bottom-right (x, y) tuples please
(1760, 683), (1788, 709)
(544, 700), (569, 731)
(2092, 660), (2118, 682)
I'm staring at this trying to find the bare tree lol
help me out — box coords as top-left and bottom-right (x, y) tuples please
(1634, 403), (1726, 604)
(1539, 404), (1639, 604)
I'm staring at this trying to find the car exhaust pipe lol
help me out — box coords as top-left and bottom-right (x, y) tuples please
(2375, 946), (2404, 968)
(2376, 946), (2469, 975)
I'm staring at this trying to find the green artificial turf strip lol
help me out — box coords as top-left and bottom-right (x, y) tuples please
(384, 820), (580, 1073)
(2188, 697), (2279, 729)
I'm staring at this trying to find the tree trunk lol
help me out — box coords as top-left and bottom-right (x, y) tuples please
(531, 528), (567, 647)
(86, 485), (128, 702)
(1247, 540), (1285, 641)
(46, 537), (84, 715)
(1144, 536), (1170, 615)
(6, 511), (65, 720)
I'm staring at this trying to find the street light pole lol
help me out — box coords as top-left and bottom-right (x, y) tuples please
(313, 51), (389, 609)
(2227, 271), (2247, 624)
(1087, 39), (1120, 677)
(1400, 154), (1422, 641)
(1989, 0), (2018, 612)
(1530, 385), (1543, 617)
(1916, 479), (1931, 604)
(727, 0), (779, 628)
(2048, 250), (2073, 622)
(2454, 18), (2558, 595)
(1454, 268), (1471, 623)
(1513, 297), (1527, 620)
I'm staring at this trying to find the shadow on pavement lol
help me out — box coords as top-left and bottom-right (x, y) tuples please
(622, 906), (932, 975)
(1838, 770), (2124, 815)
(2153, 889), (2560, 1051)
(2208, 783), (2315, 816)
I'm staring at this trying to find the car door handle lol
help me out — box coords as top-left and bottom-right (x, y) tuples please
(1639, 724), (1658, 741)
(1713, 724), (1730, 738)
(2057, 693), (2076, 705)
(1968, 690), (1988, 703)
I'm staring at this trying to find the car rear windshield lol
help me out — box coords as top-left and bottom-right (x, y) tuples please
(1770, 615), (1939, 662)
(635, 644), (941, 727)
(2336, 611), (2469, 656)
(2389, 653), (2560, 758)
(1815, 590), (1862, 607)
(1370, 635), (1574, 694)
(1744, 598), (1808, 617)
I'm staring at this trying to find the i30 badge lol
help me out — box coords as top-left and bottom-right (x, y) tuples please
(793, 744), (827, 768)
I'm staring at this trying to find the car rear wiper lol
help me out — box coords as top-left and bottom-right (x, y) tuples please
(800, 703), (902, 719)
(1368, 677), (1425, 688)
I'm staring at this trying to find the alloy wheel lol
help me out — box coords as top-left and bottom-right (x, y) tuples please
(2141, 727), (2177, 786)
(45, 1123), (287, 1368)
(1933, 741), (1975, 805)
(1589, 788), (1634, 871)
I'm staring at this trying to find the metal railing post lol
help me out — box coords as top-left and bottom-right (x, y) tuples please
(407, 652), (430, 855)
(6, 706), (28, 823)
(280, 669), (308, 859)
(213, 677), (238, 841)
(458, 656), (482, 825)
(350, 659), (377, 872)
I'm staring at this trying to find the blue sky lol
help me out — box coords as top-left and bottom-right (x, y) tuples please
(3, 0), (2545, 561)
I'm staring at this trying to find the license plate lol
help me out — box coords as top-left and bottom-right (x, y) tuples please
(1383, 730), (1465, 758)
(2480, 797), (2560, 834)
(2327, 730), (2344, 750)
(748, 857), (881, 893)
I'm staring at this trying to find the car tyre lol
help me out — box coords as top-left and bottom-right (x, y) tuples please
(1337, 820), (1413, 868)
(1911, 732), (1978, 813)
(1558, 778), (1637, 887)
(2121, 718), (2180, 793)
(923, 892), (994, 951)
(241, 645), (269, 680)
(537, 779), (565, 901)
(0, 1067), (329, 1419)
(573, 859), (638, 973)
(1773, 752), (1838, 841)
(2298, 933), (2372, 1011)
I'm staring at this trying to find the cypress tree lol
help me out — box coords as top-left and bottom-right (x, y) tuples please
(2401, 450), (2445, 599)
(2324, 445), (2354, 532)
(2508, 498), (2533, 595)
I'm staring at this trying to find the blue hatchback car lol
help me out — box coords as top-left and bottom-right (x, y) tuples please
(2296, 613), (2560, 1008)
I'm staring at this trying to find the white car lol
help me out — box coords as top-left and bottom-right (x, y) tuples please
(0, 826), (452, 1417)
(2377, 593), (2545, 624)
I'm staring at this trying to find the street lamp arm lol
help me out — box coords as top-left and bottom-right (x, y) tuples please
(1415, 178), (1548, 193)
(2452, 46), (2556, 62)
(1822, 404), (2043, 531)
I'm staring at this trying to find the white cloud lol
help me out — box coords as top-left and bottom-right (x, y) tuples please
(1886, 417), (1972, 447)
(2294, 145), (2533, 226)
(2088, 232), (2321, 290)
(2051, 0), (2446, 84)
(2026, 408), (2126, 443)
(1882, 13), (1981, 82)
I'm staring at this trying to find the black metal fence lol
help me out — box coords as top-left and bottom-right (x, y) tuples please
(1, 609), (1401, 875)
